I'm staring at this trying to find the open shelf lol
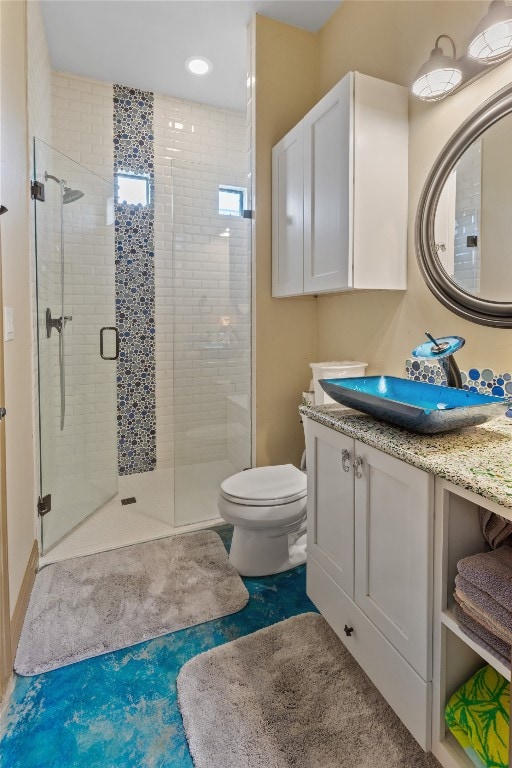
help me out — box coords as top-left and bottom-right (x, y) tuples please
(433, 731), (478, 768)
(441, 610), (510, 681)
(434, 483), (511, 768)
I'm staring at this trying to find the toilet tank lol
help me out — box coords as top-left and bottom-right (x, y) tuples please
(310, 361), (367, 405)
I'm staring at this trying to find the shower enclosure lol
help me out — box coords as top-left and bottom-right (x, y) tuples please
(34, 139), (118, 553)
(34, 140), (252, 557)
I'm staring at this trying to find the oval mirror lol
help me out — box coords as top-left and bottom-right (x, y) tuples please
(416, 82), (512, 327)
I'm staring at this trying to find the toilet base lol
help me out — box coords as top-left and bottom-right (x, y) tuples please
(229, 526), (307, 577)
(288, 532), (307, 569)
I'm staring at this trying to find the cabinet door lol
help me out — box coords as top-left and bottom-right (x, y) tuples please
(303, 73), (353, 294)
(354, 441), (434, 679)
(306, 420), (354, 598)
(352, 72), (408, 290)
(271, 123), (304, 297)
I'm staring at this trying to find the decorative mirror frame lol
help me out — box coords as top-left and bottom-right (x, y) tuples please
(415, 81), (512, 328)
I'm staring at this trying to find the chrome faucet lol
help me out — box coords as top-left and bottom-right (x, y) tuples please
(412, 332), (465, 389)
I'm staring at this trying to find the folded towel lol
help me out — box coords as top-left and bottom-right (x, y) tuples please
(479, 509), (512, 550)
(457, 547), (512, 610)
(445, 664), (509, 768)
(455, 575), (512, 645)
(454, 592), (512, 647)
(453, 603), (511, 670)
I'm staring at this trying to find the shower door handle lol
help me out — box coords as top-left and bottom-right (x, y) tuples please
(100, 326), (119, 360)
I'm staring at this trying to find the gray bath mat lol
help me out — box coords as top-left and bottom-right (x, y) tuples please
(15, 531), (248, 675)
(177, 613), (441, 768)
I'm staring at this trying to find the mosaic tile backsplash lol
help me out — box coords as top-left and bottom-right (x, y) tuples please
(406, 359), (512, 397)
(114, 84), (156, 475)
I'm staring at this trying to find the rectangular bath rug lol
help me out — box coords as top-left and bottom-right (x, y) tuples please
(177, 612), (441, 768)
(15, 531), (248, 675)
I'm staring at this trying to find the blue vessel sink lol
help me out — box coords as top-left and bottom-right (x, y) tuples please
(319, 376), (512, 434)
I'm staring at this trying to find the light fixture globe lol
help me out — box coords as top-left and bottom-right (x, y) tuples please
(412, 35), (462, 101)
(468, 1), (512, 63)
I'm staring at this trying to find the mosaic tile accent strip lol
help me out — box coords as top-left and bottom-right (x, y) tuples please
(114, 84), (156, 475)
(300, 404), (512, 509)
(406, 359), (512, 398)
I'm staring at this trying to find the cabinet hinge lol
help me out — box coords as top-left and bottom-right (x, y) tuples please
(31, 181), (45, 202)
(37, 493), (51, 517)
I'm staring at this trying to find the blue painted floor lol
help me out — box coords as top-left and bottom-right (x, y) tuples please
(0, 526), (316, 768)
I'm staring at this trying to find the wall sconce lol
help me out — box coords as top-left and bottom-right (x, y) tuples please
(411, 35), (462, 101)
(468, 0), (512, 62)
(412, 1), (512, 101)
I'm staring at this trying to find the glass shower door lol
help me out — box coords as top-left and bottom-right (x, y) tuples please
(170, 160), (252, 527)
(34, 139), (118, 553)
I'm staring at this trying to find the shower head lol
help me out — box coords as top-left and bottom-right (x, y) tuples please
(44, 172), (84, 204)
(62, 185), (84, 204)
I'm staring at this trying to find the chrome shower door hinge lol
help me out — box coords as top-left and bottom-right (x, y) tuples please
(37, 493), (52, 517)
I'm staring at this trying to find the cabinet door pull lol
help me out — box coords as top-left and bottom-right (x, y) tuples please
(341, 448), (350, 472)
(353, 456), (363, 478)
(344, 624), (354, 636)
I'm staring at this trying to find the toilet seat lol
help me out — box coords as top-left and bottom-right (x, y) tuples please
(220, 464), (306, 507)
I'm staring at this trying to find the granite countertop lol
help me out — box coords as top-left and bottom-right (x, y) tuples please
(300, 405), (512, 510)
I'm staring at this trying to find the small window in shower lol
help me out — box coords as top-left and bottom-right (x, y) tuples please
(218, 185), (245, 217)
(116, 173), (150, 206)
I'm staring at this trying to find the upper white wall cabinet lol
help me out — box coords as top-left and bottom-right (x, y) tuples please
(272, 71), (409, 297)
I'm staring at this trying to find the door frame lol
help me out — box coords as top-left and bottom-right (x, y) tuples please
(0, 2), (13, 701)
(0, 303), (11, 699)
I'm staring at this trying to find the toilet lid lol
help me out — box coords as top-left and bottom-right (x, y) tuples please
(220, 464), (307, 506)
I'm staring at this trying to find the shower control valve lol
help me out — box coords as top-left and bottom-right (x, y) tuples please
(45, 309), (72, 338)
(46, 308), (61, 337)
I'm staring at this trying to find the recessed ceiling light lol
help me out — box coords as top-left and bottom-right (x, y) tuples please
(185, 57), (212, 76)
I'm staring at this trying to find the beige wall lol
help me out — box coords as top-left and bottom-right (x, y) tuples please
(254, 15), (319, 466)
(316, 0), (512, 375)
(254, 3), (512, 469)
(1, 0), (37, 612)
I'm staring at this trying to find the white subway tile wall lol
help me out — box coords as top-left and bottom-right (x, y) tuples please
(153, 95), (250, 472)
(52, 73), (114, 180)
(454, 139), (481, 294)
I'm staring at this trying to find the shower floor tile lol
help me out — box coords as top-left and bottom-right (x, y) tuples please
(1, 526), (316, 768)
(40, 460), (237, 566)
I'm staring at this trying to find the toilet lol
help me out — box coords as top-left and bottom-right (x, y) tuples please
(218, 464), (307, 577)
(218, 363), (366, 576)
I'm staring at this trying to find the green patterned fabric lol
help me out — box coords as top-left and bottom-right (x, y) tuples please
(445, 664), (509, 768)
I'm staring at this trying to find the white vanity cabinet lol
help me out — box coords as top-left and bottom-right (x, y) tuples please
(305, 418), (435, 749)
(303, 408), (512, 765)
(272, 71), (408, 298)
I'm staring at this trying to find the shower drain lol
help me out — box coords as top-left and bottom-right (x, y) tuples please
(121, 496), (137, 506)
